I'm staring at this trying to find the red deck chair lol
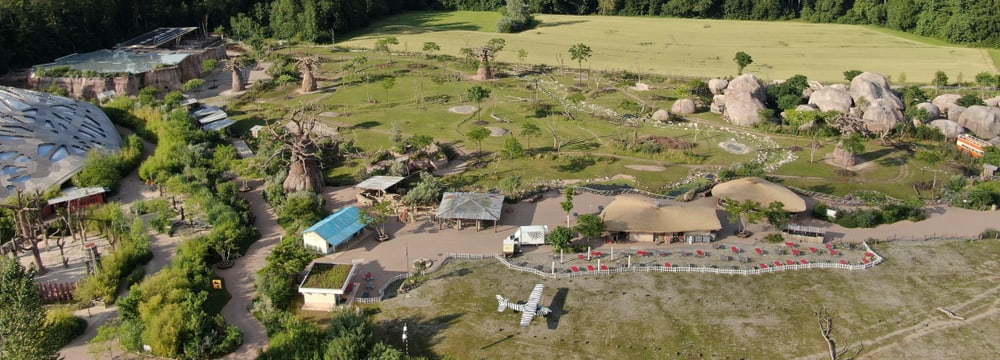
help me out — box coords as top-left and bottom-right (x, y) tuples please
(755, 248), (764, 255)
(774, 261), (783, 267)
(792, 249), (801, 256)
(600, 265), (609, 271)
(830, 249), (839, 256)
(862, 258), (871, 264)
(800, 259), (809, 265)
(759, 263), (768, 269)
(696, 249), (705, 257)
(578, 254), (586, 260)
(571, 266), (580, 272)
(785, 242), (796, 247)
(865, 252), (875, 258)
(786, 260), (796, 265)
(809, 247), (818, 254)
(825, 243), (834, 249)
(731, 246), (741, 254)
(587, 265), (596, 271)
(664, 262), (672, 268)
(839, 259), (848, 265)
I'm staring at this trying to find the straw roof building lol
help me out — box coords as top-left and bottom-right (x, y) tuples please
(600, 196), (722, 242)
(711, 177), (807, 212)
(436, 192), (505, 231)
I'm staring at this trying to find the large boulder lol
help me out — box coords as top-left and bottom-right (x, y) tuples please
(957, 105), (1000, 139)
(862, 98), (904, 133)
(795, 104), (818, 112)
(723, 91), (766, 126)
(724, 73), (766, 99)
(927, 119), (965, 139)
(948, 105), (967, 122)
(808, 87), (854, 114)
(651, 109), (671, 122)
(710, 95), (726, 114)
(933, 94), (962, 115)
(915, 102), (941, 121)
(850, 72), (903, 110)
(708, 79), (728, 95)
(671, 99), (697, 114)
(985, 95), (1000, 107)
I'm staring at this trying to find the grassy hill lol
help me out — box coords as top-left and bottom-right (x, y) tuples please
(340, 12), (997, 83)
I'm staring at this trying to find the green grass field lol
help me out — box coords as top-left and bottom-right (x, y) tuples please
(340, 12), (997, 83)
(370, 239), (1000, 359)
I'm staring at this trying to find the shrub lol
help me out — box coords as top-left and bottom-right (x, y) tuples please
(183, 79), (206, 92)
(980, 228), (1000, 239)
(764, 233), (784, 243)
(956, 94), (985, 107)
(45, 307), (87, 346)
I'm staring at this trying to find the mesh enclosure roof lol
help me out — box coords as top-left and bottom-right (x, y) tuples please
(712, 177), (807, 212)
(36, 49), (191, 74)
(600, 196), (722, 233)
(436, 192), (505, 221)
(1, 87), (122, 200)
(355, 176), (405, 191)
(115, 27), (197, 49)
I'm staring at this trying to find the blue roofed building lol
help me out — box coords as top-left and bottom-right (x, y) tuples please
(303, 206), (368, 254)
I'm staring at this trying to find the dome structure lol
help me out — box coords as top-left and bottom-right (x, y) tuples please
(712, 177), (807, 212)
(0, 86), (122, 200)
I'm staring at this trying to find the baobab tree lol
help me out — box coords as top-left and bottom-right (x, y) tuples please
(474, 38), (506, 80)
(297, 55), (321, 93)
(265, 107), (328, 193)
(225, 55), (252, 92)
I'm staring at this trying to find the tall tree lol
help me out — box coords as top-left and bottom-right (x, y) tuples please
(0, 191), (47, 272)
(225, 55), (252, 92)
(422, 42), (440, 58)
(265, 107), (326, 193)
(734, 51), (753, 75)
(915, 149), (944, 190)
(932, 70), (949, 94)
(466, 85), (492, 122)
(520, 123), (541, 149)
(380, 76), (396, 104)
(574, 214), (606, 241)
(724, 198), (764, 235)
(560, 187), (575, 227)
(466, 127), (491, 155)
(0, 258), (60, 360)
(375, 37), (399, 63)
(360, 201), (394, 241)
(568, 43), (592, 84)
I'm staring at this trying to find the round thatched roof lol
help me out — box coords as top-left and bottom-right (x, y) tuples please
(711, 177), (806, 212)
(600, 196), (721, 234)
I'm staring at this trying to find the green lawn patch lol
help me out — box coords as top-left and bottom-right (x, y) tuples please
(302, 263), (353, 289)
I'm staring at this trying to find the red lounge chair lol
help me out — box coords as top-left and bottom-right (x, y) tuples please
(345, 282), (355, 293)
(637, 250), (648, 256)
(786, 260), (796, 265)
(731, 246), (741, 254)
(825, 243), (834, 249)
(759, 264), (768, 269)
(800, 259), (809, 265)
(862, 258), (871, 264)
(755, 248), (764, 255)
(587, 265), (596, 271)
(664, 262), (672, 268)
(592, 251), (603, 257)
(809, 247), (819, 254)
(774, 261), (783, 267)
(785, 242), (795, 247)
(571, 266), (580, 272)
(830, 250), (839, 256)
(792, 249), (801, 256)
(839, 260), (848, 265)
(578, 254), (586, 260)
(600, 265), (609, 271)
(865, 252), (875, 258)
(696, 250), (705, 257)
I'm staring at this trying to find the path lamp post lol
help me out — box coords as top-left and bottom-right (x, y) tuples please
(402, 323), (409, 356)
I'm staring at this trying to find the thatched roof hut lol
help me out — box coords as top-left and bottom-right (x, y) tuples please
(711, 177), (806, 212)
(600, 196), (722, 234)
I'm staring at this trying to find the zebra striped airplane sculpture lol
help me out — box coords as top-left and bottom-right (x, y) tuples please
(496, 283), (551, 327)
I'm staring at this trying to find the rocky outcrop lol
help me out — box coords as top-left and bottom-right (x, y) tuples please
(710, 95), (726, 114)
(850, 72), (903, 110)
(948, 105), (967, 122)
(29, 76), (140, 100)
(832, 146), (856, 167)
(795, 104), (817, 112)
(957, 105), (1000, 139)
(652, 109), (671, 121)
(723, 74), (767, 126)
(933, 94), (962, 115)
(927, 119), (965, 139)
(808, 87), (854, 114)
(708, 78), (728, 95)
(671, 99), (696, 114)
(915, 102), (941, 121)
(862, 98), (904, 133)
(985, 95), (1000, 107)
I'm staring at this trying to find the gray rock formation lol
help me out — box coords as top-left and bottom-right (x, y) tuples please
(914, 102), (941, 121)
(985, 95), (1000, 108)
(948, 105), (967, 122)
(849, 72), (903, 110)
(808, 87), (854, 113)
(927, 119), (966, 139)
(671, 99), (696, 114)
(933, 94), (962, 115)
(723, 74), (767, 126)
(795, 104), (817, 112)
(652, 109), (671, 122)
(957, 105), (1000, 139)
(708, 78), (728, 95)
(862, 98), (904, 134)
(711, 95), (726, 114)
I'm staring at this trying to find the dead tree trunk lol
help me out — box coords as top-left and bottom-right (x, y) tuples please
(816, 308), (863, 360)
(3, 191), (47, 273)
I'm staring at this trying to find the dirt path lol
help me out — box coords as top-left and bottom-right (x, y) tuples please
(218, 178), (283, 359)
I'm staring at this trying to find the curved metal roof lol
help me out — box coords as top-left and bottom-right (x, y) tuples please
(0, 86), (123, 200)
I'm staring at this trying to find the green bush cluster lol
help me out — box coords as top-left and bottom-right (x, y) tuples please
(258, 308), (409, 360)
(75, 216), (152, 304)
(72, 134), (144, 194)
(45, 307), (88, 347)
(815, 202), (926, 229)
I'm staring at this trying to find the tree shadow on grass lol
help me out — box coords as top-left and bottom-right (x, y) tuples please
(554, 156), (597, 172)
(353, 121), (381, 129)
(374, 313), (464, 360)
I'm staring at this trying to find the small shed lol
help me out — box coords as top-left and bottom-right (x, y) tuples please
(782, 224), (826, 244)
(983, 164), (997, 178)
(436, 192), (505, 232)
(45, 187), (109, 215)
(354, 176), (405, 205)
(298, 262), (359, 311)
(302, 206), (367, 254)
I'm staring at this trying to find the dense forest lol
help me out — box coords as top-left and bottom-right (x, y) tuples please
(2, 0), (998, 73)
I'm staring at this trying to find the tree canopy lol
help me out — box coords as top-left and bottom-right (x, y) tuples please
(0, 258), (61, 360)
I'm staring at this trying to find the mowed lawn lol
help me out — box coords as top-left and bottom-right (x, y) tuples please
(340, 12), (997, 83)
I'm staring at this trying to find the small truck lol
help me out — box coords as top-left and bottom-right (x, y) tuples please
(502, 225), (549, 257)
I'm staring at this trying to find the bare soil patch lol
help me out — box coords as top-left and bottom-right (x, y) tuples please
(624, 164), (666, 172)
(449, 105), (477, 114)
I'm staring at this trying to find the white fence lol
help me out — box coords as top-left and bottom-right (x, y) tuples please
(354, 272), (410, 304)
